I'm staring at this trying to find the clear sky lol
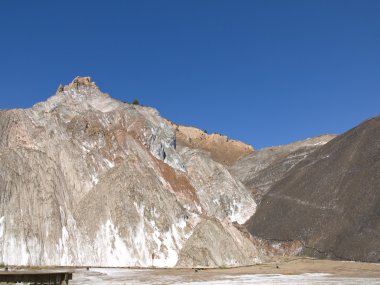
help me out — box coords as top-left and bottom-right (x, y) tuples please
(0, 1), (379, 149)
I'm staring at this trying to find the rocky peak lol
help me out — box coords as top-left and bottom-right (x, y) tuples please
(33, 76), (119, 113)
(29, 77), (187, 171)
(0, 77), (259, 267)
(63, 76), (98, 91)
(71, 76), (94, 86)
(54, 76), (99, 95)
(59, 76), (101, 97)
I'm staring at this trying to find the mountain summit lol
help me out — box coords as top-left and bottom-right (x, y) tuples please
(0, 77), (258, 267)
(33, 76), (122, 114)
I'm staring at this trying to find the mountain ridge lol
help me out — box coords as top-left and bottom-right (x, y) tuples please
(1, 76), (376, 267)
(246, 115), (380, 262)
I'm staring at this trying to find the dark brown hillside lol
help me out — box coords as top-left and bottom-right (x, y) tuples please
(246, 116), (380, 262)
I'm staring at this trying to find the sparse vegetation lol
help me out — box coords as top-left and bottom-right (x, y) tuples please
(132, 99), (140, 105)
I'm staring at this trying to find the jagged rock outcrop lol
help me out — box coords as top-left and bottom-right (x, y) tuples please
(230, 135), (335, 202)
(169, 123), (253, 166)
(0, 77), (258, 267)
(246, 116), (380, 262)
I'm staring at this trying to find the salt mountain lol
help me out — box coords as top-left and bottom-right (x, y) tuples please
(0, 77), (260, 267)
(2, 77), (377, 267)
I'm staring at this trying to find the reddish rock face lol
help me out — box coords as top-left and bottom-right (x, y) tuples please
(167, 122), (254, 166)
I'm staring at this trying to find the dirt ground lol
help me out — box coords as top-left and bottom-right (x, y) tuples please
(4, 257), (380, 284)
(204, 256), (380, 278)
(68, 258), (380, 284)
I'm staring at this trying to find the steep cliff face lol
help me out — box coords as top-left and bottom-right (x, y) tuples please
(179, 147), (256, 224)
(230, 135), (336, 202)
(246, 116), (380, 262)
(0, 77), (257, 267)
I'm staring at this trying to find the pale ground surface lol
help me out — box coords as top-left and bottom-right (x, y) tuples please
(68, 257), (380, 285)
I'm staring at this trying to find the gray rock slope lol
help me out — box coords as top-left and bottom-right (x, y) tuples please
(0, 77), (259, 267)
(230, 135), (335, 202)
(246, 116), (380, 262)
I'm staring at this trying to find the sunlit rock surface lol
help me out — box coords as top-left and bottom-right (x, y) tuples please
(0, 77), (257, 267)
(170, 122), (254, 166)
(179, 147), (256, 224)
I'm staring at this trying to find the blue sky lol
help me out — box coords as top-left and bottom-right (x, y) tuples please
(0, 1), (379, 149)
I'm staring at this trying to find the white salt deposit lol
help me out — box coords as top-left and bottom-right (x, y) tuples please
(70, 269), (380, 285)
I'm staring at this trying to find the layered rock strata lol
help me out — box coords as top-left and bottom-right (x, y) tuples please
(0, 77), (258, 267)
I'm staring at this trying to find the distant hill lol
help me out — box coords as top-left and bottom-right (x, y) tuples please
(246, 116), (380, 262)
(230, 135), (335, 203)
